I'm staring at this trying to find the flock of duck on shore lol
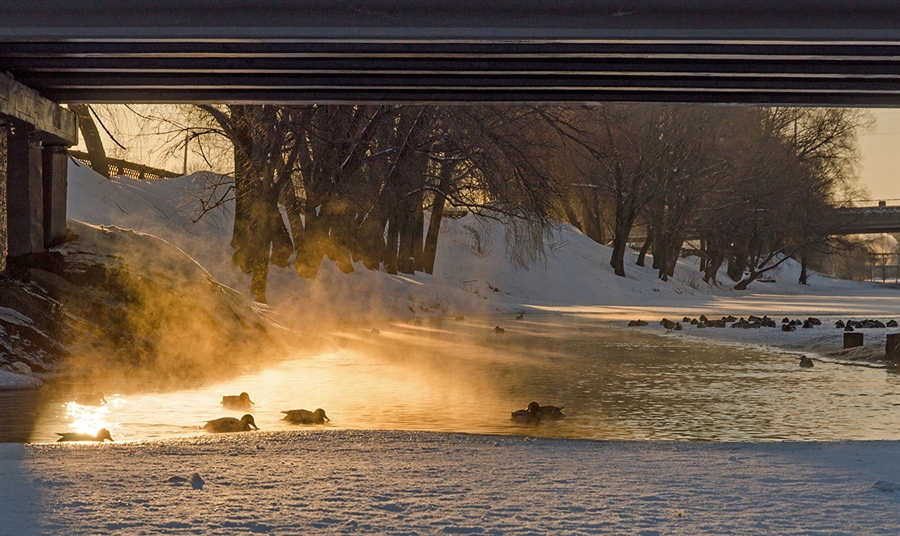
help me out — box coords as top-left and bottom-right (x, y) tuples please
(628, 315), (898, 332)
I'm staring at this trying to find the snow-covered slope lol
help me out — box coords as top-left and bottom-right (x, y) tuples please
(66, 158), (891, 325)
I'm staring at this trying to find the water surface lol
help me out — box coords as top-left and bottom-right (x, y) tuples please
(8, 315), (900, 443)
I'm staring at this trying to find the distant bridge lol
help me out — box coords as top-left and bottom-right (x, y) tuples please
(832, 205), (900, 235)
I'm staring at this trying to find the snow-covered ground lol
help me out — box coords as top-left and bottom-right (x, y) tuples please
(1, 161), (898, 534)
(3, 432), (899, 535)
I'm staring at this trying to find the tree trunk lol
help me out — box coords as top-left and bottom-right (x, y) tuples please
(799, 250), (809, 285)
(726, 251), (746, 282)
(412, 193), (425, 272)
(734, 270), (759, 290)
(609, 217), (634, 277)
(397, 201), (416, 274)
(69, 104), (109, 178)
(699, 240), (707, 272)
(636, 226), (652, 267)
(703, 243), (725, 283)
(423, 160), (453, 274)
(385, 216), (399, 275)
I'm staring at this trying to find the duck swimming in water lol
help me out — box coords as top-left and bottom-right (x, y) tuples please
(203, 414), (258, 433)
(799, 356), (815, 368)
(511, 401), (542, 425)
(537, 405), (566, 420)
(221, 392), (254, 411)
(56, 428), (114, 442)
(282, 408), (329, 424)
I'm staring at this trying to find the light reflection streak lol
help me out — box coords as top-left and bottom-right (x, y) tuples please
(62, 396), (124, 436)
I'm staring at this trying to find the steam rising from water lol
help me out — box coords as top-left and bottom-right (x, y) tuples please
(26, 315), (900, 443)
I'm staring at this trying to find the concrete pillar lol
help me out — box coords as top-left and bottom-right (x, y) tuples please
(6, 122), (44, 258)
(0, 124), (7, 272)
(887, 333), (900, 360)
(843, 332), (864, 349)
(42, 144), (68, 247)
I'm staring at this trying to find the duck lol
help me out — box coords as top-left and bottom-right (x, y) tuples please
(73, 392), (107, 406)
(516, 313), (524, 320)
(799, 356), (815, 368)
(494, 326), (505, 334)
(627, 319), (649, 327)
(537, 405), (566, 420)
(660, 318), (676, 333)
(203, 414), (258, 433)
(56, 428), (114, 442)
(221, 392), (254, 411)
(511, 401), (541, 425)
(282, 408), (329, 424)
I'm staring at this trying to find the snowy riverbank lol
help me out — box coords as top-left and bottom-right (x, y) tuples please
(2, 431), (899, 535)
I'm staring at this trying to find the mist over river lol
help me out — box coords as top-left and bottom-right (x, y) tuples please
(7, 315), (898, 443)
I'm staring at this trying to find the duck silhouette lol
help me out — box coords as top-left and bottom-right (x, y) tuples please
(203, 414), (258, 433)
(221, 392), (254, 411)
(537, 405), (566, 420)
(494, 326), (505, 334)
(511, 401), (542, 425)
(799, 356), (815, 368)
(56, 428), (114, 442)
(282, 408), (329, 424)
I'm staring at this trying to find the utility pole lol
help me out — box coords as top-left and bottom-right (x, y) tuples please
(182, 133), (188, 176)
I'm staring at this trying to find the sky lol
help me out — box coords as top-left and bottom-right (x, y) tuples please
(857, 108), (900, 201)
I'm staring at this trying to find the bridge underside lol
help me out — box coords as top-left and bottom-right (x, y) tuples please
(833, 208), (900, 235)
(2, 0), (899, 106)
(1, 1), (899, 270)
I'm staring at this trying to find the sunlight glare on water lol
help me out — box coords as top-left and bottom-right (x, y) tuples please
(24, 315), (900, 443)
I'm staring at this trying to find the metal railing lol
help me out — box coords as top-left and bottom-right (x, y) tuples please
(68, 150), (180, 180)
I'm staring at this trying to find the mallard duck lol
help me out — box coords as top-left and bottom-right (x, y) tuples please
(282, 408), (329, 424)
(537, 405), (566, 420)
(203, 414), (258, 433)
(73, 392), (107, 406)
(56, 428), (114, 442)
(515, 313), (524, 320)
(221, 392), (254, 411)
(494, 326), (505, 334)
(799, 356), (815, 368)
(511, 401), (541, 425)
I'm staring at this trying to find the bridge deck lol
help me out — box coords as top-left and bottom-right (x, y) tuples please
(2, 0), (899, 105)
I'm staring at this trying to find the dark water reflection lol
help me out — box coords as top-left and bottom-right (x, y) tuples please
(7, 315), (900, 442)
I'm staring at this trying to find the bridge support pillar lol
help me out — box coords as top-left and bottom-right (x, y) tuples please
(6, 122), (44, 258)
(42, 144), (68, 246)
(1, 72), (78, 271)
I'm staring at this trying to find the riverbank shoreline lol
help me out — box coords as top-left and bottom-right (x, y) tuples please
(2, 430), (898, 535)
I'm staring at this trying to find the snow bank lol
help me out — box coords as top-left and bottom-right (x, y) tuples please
(2, 431), (898, 535)
(64, 159), (897, 325)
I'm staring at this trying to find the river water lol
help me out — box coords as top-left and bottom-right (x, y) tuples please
(5, 315), (899, 443)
